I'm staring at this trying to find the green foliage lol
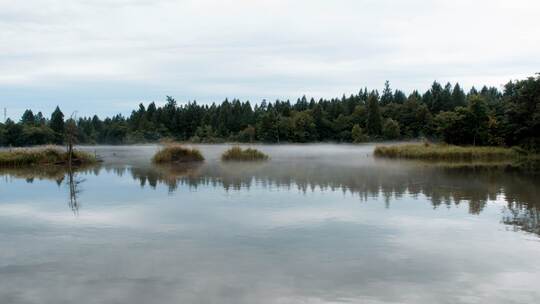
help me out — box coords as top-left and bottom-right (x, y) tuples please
(397, 95), (433, 137)
(1, 75), (538, 151)
(351, 124), (368, 143)
(256, 110), (280, 142)
(21, 110), (36, 125)
(366, 92), (382, 137)
(0, 122), (5, 146)
(434, 95), (490, 146)
(380, 81), (393, 106)
(152, 145), (204, 163)
(434, 110), (465, 144)
(221, 146), (269, 161)
(290, 111), (317, 142)
(50, 106), (65, 143)
(451, 83), (467, 108)
(21, 126), (56, 146)
(501, 75), (540, 152)
(235, 125), (256, 142)
(467, 95), (490, 145)
(3, 119), (24, 146)
(193, 124), (221, 143)
(382, 118), (401, 140)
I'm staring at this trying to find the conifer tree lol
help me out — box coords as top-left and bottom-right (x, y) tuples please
(50, 106), (65, 143)
(451, 83), (466, 108)
(380, 81), (393, 106)
(366, 92), (382, 136)
(21, 110), (35, 125)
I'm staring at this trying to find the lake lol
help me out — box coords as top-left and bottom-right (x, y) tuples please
(1, 144), (539, 304)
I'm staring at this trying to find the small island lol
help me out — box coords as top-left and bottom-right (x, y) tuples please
(152, 144), (205, 164)
(0, 146), (97, 167)
(221, 146), (269, 161)
(374, 143), (529, 161)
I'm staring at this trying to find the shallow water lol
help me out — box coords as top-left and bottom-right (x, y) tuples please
(1, 144), (539, 304)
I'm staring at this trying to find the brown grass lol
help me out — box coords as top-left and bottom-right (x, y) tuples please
(0, 146), (97, 167)
(374, 144), (517, 161)
(221, 146), (269, 161)
(152, 144), (205, 163)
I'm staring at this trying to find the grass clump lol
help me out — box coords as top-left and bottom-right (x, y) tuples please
(0, 146), (97, 167)
(221, 146), (269, 161)
(152, 144), (204, 164)
(374, 144), (517, 161)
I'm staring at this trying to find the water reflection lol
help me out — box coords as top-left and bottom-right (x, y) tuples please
(130, 162), (540, 236)
(1, 158), (538, 237)
(1, 145), (540, 304)
(0, 165), (89, 214)
(66, 166), (85, 214)
(0, 166), (67, 185)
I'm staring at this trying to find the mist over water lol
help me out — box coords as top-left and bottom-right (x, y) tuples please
(1, 144), (539, 304)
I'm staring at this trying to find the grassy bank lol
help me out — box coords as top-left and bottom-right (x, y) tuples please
(221, 146), (269, 161)
(0, 146), (97, 167)
(374, 144), (520, 161)
(152, 144), (204, 163)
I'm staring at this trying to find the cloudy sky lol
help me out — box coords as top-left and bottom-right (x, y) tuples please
(1, 0), (539, 119)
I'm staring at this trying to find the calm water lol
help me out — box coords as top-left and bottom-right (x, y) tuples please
(1, 144), (539, 304)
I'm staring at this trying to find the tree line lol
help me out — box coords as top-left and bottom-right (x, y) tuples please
(1, 74), (539, 151)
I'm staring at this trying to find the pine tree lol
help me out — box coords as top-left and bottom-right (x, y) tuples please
(393, 90), (407, 104)
(380, 81), (393, 106)
(467, 95), (489, 146)
(35, 112), (46, 125)
(451, 83), (466, 108)
(366, 92), (382, 136)
(21, 110), (35, 125)
(441, 82), (453, 111)
(428, 81), (444, 113)
(50, 106), (65, 143)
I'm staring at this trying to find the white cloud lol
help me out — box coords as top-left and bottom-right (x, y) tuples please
(0, 0), (539, 118)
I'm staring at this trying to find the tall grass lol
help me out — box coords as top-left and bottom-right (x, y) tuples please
(0, 146), (97, 167)
(221, 146), (269, 161)
(374, 144), (517, 161)
(152, 144), (204, 163)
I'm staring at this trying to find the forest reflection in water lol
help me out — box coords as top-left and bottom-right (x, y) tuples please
(1, 156), (539, 237)
(0, 164), (89, 214)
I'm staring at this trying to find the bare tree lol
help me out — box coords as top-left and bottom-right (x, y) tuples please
(65, 113), (78, 166)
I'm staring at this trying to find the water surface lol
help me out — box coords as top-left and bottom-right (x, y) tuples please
(1, 144), (539, 304)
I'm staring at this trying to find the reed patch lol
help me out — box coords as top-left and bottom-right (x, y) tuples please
(152, 144), (205, 163)
(374, 144), (518, 161)
(221, 146), (269, 161)
(0, 146), (97, 167)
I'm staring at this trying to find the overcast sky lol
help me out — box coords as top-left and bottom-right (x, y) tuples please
(1, 0), (539, 119)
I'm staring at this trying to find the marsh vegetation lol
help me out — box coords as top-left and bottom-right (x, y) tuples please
(373, 144), (521, 161)
(152, 144), (205, 164)
(0, 146), (96, 167)
(221, 146), (269, 161)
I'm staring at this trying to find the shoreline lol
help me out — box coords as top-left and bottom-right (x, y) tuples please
(0, 146), (98, 168)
